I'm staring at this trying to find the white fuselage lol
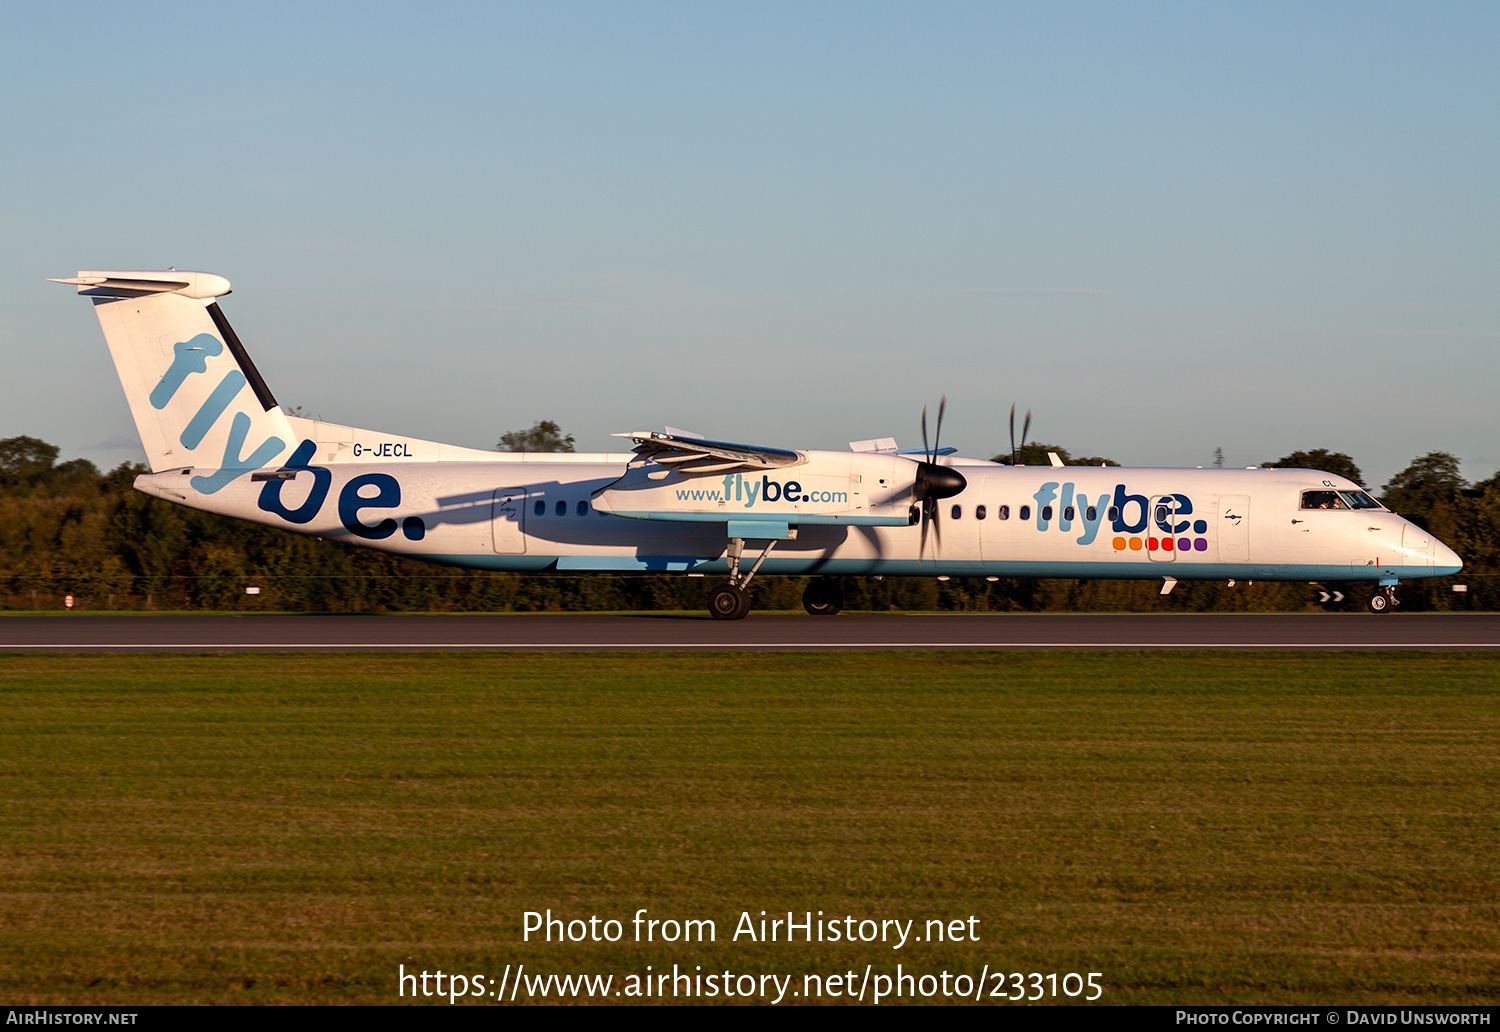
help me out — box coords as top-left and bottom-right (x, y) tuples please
(134, 442), (1461, 584)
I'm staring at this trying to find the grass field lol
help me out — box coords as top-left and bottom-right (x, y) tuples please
(0, 652), (1496, 1006)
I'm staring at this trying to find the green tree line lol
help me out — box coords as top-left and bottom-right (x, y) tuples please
(1, 432), (1493, 613)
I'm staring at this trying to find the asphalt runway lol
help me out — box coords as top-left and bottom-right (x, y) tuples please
(1, 612), (1498, 651)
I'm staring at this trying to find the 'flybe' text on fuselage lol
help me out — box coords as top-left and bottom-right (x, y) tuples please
(674, 474), (849, 507)
(1026, 482), (1208, 549)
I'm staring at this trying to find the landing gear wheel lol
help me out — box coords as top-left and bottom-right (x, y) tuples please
(709, 584), (751, 620)
(802, 578), (844, 616)
(1368, 588), (1394, 614)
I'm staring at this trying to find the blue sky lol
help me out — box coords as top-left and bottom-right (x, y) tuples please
(3, 2), (1496, 488)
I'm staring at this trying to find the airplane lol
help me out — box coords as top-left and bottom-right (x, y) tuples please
(53, 269), (1462, 618)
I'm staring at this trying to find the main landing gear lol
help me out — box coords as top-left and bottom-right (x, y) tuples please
(708, 536), (780, 621)
(1367, 585), (1399, 614)
(802, 577), (844, 616)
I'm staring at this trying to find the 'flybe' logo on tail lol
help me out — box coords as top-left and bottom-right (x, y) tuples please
(152, 333), (286, 493)
(151, 335), (223, 408)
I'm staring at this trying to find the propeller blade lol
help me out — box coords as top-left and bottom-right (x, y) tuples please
(919, 498), (943, 560)
(1009, 403), (1017, 466)
(1020, 409), (1032, 464)
(915, 395), (960, 561)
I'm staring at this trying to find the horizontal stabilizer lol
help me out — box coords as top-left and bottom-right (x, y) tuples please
(49, 270), (231, 300)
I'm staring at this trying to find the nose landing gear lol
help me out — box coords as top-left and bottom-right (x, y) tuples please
(1367, 585), (1398, 614)
(708, 536), (779, 620)
(709, 583), (752, 620)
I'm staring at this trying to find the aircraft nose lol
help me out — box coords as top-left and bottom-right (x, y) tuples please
(1433, 538), (1464, 576)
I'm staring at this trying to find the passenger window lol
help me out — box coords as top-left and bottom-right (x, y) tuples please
(1041, 505), (1053, 521)
(1086, 505), (1097, 521)
(1063, 505), (1075, 521)
(577, 501), (589, 516)
(974, 505), (987, 520)
(1108, 506), (1119, 521)
(998, 505), (1010, 520)
(951, 505), (962, 519)
(556, 499), (567, 516)
(1300, 491), (1348, 510)
(1020, 505), (1031, 521)
(533, 499), (545, 516)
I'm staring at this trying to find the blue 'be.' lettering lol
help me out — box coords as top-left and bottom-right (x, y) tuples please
(339, 473), (401, 539)
(1111, 484), (1150, 533)
(257, 440), (332, 524)
(1154, 493), (1194, 535)
(338, 473), (426, 541)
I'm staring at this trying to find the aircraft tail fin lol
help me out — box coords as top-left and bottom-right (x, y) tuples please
(56, 270), (295, 490)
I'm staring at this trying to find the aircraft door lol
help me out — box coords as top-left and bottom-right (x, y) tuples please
(492, 488), (527, 554)
(1401, 523), (1434, 566)
(1218, 495), (1250, 563)
(1147, 495), (1179, 562)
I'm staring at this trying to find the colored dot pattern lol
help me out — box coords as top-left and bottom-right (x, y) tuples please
(1113, 536), (1209, 552)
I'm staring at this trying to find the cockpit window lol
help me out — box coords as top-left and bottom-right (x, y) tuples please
(1301, 489), (1384, 510)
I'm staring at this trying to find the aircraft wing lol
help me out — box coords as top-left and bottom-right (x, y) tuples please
(613, 431), (803, 477)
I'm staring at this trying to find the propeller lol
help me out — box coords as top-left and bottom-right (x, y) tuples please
(914, 396), (967, 559)
(1009, 404), (1032, 466)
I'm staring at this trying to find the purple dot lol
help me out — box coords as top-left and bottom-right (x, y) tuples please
(1178, 538), (1191, 552)
(1194, 538), (1208, 551)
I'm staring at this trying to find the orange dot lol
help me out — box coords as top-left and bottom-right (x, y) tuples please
(1112, 536), (1127, 550)
(1128, 537), (1143, 551)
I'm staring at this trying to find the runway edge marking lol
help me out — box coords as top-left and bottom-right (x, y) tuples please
(2, 642), (1497, 651)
